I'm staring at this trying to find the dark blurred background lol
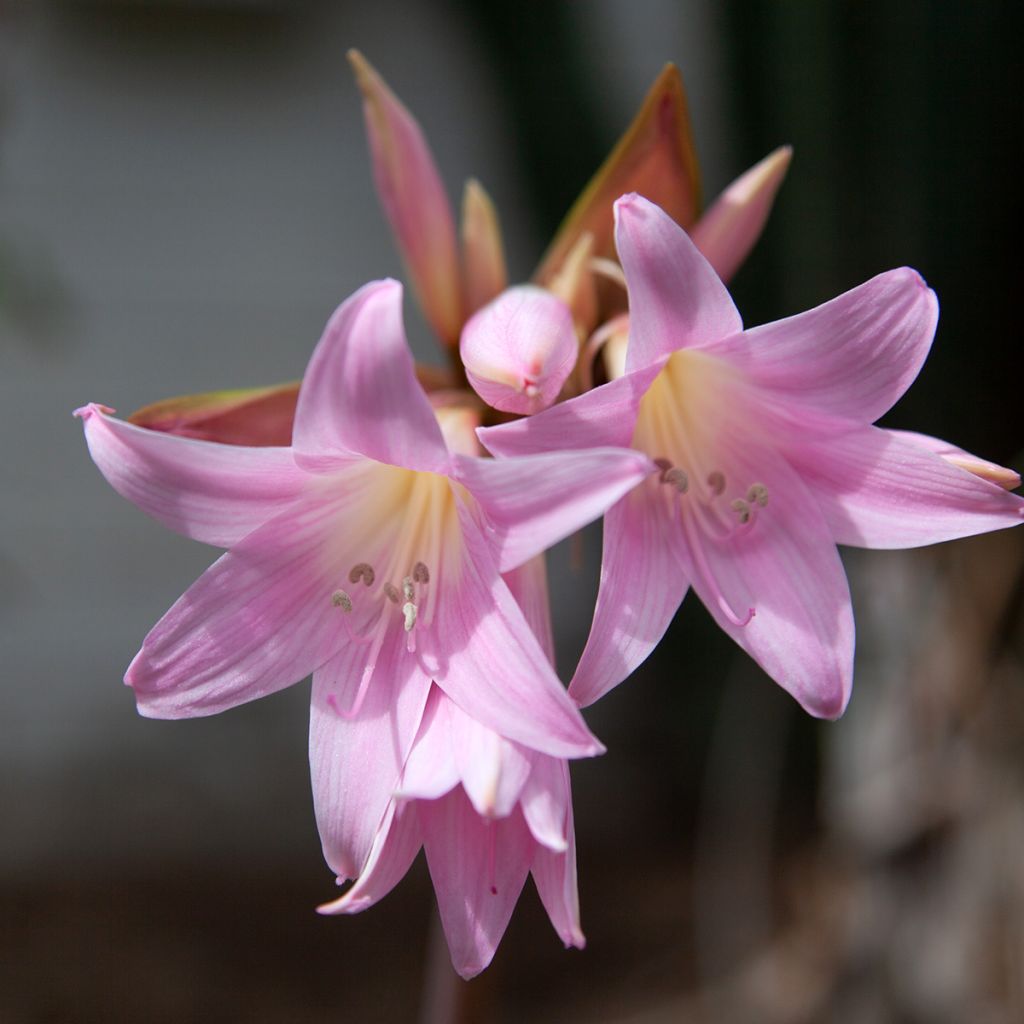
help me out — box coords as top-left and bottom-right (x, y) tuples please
(2, 1), (1022, 1021)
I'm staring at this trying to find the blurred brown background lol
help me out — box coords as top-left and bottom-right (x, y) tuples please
(2, 1), (1022, 1021)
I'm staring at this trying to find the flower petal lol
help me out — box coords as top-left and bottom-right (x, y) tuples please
(461, 178), (508, 315)
(424, 502), (604, 759)
(310, 630), (431, 880)
(293, 280), (448, 473)
(568, 487), (691, 708)
(790, 425), (1024, 549)
(455, 447), (654, 572)
(535, 63), (701, 285)
(716, 268), (938, 424)
(349, 50), (463, 346)
(519, 754), (569, 853)
(889, 429), (1022, 490)
(317, 799), (422, 915)
(396, 684), (460, 803)
(680, 448), (854, 719)
(76, 403), (307, 548)
(530, 761), (585, 949)
(125, 482), (365, 718)
(460, 286), (577, 415)
(615, 193), (742, 372)
(690, 146), (792, 283)
(477, 363), (661, 458)
(502, 554), (555, 665)
(420, 789), (534, 979)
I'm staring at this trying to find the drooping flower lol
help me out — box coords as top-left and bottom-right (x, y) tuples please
(481, 195), (1024, 718)
(77, 278), (654, 880)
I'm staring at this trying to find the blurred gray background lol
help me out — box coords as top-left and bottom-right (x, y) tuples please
(2, 1), (1022, 1021)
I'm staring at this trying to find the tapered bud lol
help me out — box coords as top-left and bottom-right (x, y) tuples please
(461, 179), (508, 315)
(460, 286), (577, 415)
(690, 146), (792, 283)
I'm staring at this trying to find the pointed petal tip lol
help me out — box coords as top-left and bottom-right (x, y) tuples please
(74, 402), (115, 421)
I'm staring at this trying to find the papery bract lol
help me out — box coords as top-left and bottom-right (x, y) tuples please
(481, 195), (1024, 718)
(78, 278), (655, 884)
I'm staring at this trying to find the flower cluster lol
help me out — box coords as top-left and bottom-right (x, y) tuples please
(77, 54), (1023, 978)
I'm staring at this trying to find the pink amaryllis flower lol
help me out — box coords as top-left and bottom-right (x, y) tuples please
(77, 278), (654, 881)
(481, 195), (1024, 718)
(319, 683), (583, 979)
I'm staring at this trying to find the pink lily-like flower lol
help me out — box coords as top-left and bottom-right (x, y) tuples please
(77, 278), (655, 880)
(481, 195), (1024, 718)
(318, 683), (582, 979)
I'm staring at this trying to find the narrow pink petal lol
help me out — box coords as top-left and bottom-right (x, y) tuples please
(680, 448), (854, 719)
(75, 404), (307, 547)
(569, 487), (690, 708)
(531, 761), (585, 950)
(420, 790), (534, 979)
(454, 447), (654, 572)
(460, 286), (577, 415)
(478, 362), (662, 458)
(502, 554), (555, 664)
(125, 486), (367, 718)
(519, 754), (569, 853)
(715, 268), (938, 424)
(614, 193), (742, 373)
(424, 501), (604, 759)
(790, 425), (1024, 549)
(293, 280), (448, 473)
(690, 146), (792, 283)
(890, 429), (1022, 490)
(349, 51), (463, 346)
(396, 685), (460, 803)
(310, 632), (431, 880)
(444, 697), (533, 819)
(317, 799), (422, 915)
(461, 178), (508, 315)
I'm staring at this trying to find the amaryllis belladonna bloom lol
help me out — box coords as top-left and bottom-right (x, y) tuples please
(77, 278), (654, 884)
(481, 195), (1024, 718)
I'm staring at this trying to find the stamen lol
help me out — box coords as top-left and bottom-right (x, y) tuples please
(402, 601), (417, 633)
(402, 576), (415, 602)
(412, 562), (430, 584)
(383, 583), (401, 604)
(331, 589), (353, 612)
(349, 563), (375, 587)
(747, 483), (769, 508)
(663, 467), (689, 493)
(731, 499), (752, 525)
(707, 471), (726, 496)
(653, 456), (674, 478)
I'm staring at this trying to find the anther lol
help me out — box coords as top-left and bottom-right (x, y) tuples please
(747, 483), (769, 508)
(731, 499), (752, 525)
(663, 467), (689, 493)
(331, 589), (353, 612)
(402, 576), (415, 602)
(653, 457), (674, 479)
(349, 563), (375, 587)
(707, 471), (726, 496)
(402, 601), (418, 632)
(383, 583), (401, 604)
(412, 562), (430, 584)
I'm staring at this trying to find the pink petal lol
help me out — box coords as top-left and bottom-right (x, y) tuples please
(349, 51), (463, 346)
(424, 501), (604, 759)
(614, 193), (742, 372)
(790, 425), (1024, 549)
(454, 447), (654, 572)
(568, 487), (691, 708)
(690, 146), (792, 283)
(317, 799), (422, 915)
(519, 754), (570, 853)
(461, 178), (508, 315)
(310, 631), (431, 880)
(396, 685), (460, 803)
(460, 286), (577, 415)
(679, 448), (854, 719)
(420, 789), (534, 979)
(890, 429), (1022, 490)
(502, 555), (555, 665)
(293, 280), (448, 473)
(716, 268), (938, 425)
(478, 362), (662, 457)
(75, 403), (306, 548)
(530, 761), (585, 950)
(125, 485), (363, 718)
